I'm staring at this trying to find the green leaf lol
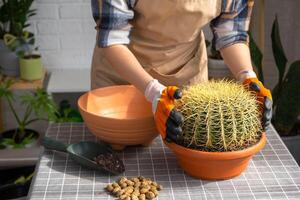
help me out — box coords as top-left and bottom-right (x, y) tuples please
(27, 13), (36, 17)
(14, 176), (26, 184)
(25, 173), (34, 181)
(55, 100), (83, 122)
(0, 80), (14, 100)
(68, 110), (83, 122)
(16, 50), (25, 58)
(272, 60), (300, 135)
(271, 15), (287, 85)
(21, 88), (59, 123)
(21, 133), (35, 145)
(0, 138), (16, 146)
(249, 32), (264, 83)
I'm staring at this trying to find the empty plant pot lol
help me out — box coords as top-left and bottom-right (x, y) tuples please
(164, 133), (266, 180)
(78, 85), (158, 150)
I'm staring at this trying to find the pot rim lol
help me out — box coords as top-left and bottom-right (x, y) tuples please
(164, 132), (266, 160)
(20, 54), (41, 60)
(78, 85), (153, 122)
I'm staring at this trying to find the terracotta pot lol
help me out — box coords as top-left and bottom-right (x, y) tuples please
(78, 85), (158, 150)
(164, 133), (266, 180)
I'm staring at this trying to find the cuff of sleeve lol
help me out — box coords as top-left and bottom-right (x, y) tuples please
(97, 28), (131, 48)
(216, 34), (249, 50)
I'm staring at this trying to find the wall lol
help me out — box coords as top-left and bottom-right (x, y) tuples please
(30, 0), (96, 71)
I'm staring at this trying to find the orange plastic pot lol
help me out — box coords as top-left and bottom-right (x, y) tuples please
(164, 133), (266, 180)
(78, 85), (158, 150)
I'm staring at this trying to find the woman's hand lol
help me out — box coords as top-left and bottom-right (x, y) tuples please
(102, 45), (183, 140)
(220, 43), (272, 131)
(243, 78), (273, 131)
(145, 80), (183, 142)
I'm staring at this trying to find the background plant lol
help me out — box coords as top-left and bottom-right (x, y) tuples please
(4, 31), (37, 57)
(249, 16), (300, 136)
(0, 80), (58, 148)
(0, 0), (36, 39)
(175, 80), (262, 152)
(55, 100), (83, 123)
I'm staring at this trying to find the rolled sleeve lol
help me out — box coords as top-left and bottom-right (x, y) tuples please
(91, 0), (135, 47)
(210, 0), (254, 50)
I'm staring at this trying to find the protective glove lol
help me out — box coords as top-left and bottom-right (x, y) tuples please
(144, 79), (183, 142)
(241, 74), (273, 131)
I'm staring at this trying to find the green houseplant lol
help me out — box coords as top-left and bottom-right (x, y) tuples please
(249, 16), (300, 164)
(56, 100), (83, 123)
(0, 80), (57, 149)
(0, 0), (36, 77)
(164, 80), (266, 180)
(249, 16), (300, 136)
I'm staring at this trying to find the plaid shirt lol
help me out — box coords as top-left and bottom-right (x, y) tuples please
(92, 0), (253, 50)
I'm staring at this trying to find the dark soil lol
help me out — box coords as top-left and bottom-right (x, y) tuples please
(23, 54), (41, 59)
(0, 165), (35, 200)
(1, 129), (39, 145)
(93, 153), (125, 174)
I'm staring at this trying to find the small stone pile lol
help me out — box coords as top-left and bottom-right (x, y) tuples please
(105, 176), (163, 200)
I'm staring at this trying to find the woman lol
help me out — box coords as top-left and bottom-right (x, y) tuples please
(91, 0), (272, 142)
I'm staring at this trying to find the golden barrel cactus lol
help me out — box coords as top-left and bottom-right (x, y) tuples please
(175, 80), (263, 152)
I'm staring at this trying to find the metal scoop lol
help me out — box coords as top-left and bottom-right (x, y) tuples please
(42, 137), (125, 175)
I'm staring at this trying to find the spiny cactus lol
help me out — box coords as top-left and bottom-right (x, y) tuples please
(175, 80), (263, 152)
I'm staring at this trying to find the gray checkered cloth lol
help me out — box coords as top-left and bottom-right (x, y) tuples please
(28, 123), (300, 200)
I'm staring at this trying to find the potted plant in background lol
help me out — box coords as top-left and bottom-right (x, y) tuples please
(0, 0), (35, 77)
(249, 16), (300, 165)
(164, 80), (266, 180)
(56, 100), (83, 123)
(206, 39), (234, 79)
(5, 31), (43, 81)
(0, 82), (83, 198)
(0, 80), (58, 166)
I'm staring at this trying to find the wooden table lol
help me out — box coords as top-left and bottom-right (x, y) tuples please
(0, 70), (47, 131)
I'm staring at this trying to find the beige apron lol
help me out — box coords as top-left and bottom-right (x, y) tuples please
(91, 0), (222, 89)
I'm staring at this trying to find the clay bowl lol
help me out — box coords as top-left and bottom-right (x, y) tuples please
(78, 85), (159, 150)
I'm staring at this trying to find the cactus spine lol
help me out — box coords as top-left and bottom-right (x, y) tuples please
(175, 80), (263, 152)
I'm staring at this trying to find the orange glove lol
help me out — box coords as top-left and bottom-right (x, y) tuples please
(243, 77), (273, 130)
(145, 80), (183, 142)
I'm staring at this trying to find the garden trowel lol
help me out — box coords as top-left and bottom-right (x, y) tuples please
(42, 137), (125, 175)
